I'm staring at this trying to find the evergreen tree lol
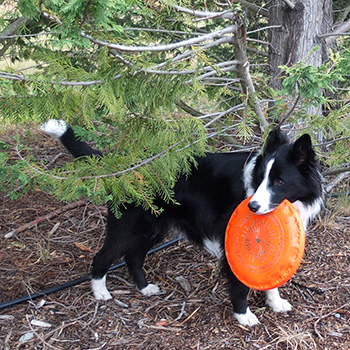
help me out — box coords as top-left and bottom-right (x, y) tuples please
(0, 0), (349, 211)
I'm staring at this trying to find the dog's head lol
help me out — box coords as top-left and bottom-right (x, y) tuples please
(248, 128), (318, 214)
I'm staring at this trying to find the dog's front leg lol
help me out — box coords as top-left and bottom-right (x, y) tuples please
(265, 288), (292, 312)
(222, 259), (259, 326)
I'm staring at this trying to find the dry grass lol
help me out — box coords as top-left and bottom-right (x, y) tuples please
(0, 126), (349, 350)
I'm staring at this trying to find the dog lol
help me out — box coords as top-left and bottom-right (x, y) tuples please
(41, 120), (325, 326)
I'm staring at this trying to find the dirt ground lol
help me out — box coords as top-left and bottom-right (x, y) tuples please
(0, 127), (349, 350)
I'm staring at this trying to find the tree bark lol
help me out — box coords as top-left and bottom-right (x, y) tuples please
(267, 0), (333, 116)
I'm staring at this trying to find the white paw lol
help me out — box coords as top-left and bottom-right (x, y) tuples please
(140, 284), (160, 296)
(266, 288), (292, 312)
(91, 277), (112, 301)
(234, 308), (259, 327)
(267, 297), (292, 312)
(41, 119), (67, 139)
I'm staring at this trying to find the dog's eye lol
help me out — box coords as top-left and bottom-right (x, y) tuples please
(274, 179), (284, 186)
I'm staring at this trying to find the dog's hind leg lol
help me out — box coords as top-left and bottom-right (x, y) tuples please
(124, 242), (161, 296)
(91, 238), (120, 300)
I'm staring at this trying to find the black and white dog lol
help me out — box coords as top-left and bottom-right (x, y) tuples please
(41, 120), (324, 326)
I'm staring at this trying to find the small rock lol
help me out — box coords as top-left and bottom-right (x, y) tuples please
(175, 276), (191, 293)
(36, 299), (46, 309)
(114, 299), (129, 308)
(31, 319), (52, 328)
(19, 332), (34, 343)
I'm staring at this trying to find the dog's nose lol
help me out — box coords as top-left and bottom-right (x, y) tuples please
(248, 201), (260, 213)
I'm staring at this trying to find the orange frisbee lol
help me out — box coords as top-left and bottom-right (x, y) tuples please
(225, 196), (305, 291)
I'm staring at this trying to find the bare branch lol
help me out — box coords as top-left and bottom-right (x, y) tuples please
(322, 18), (350, 45)
(161, 1), (234, 20)
(0, 17), (29, 42)
(247, 25), (282, 35)
(323, 166), (350, 177)
(80, 25), (237, 52)
(326, 172), (350, 193)
(0, 17), (30, 57)
(231, 22), (269, 131)
(204, 104), (246, 128)
(282, 0), (295, 9)
(239, 1), (268, 17)
(278, 93), (301, 127)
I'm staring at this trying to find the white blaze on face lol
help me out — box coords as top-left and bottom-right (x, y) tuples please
(250, 159), (275, 214)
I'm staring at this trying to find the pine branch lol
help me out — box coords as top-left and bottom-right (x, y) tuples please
(16, 136), (194, 181)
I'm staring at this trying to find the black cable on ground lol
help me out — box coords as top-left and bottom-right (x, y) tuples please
(0, 236), (183, 311)
(330, 191), (350, 198)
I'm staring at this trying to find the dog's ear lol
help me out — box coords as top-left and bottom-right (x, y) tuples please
(263, 128), (289, 155)
(292, 134), (315, 166)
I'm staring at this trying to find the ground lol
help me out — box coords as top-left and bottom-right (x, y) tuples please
(0, 127), (349, 350)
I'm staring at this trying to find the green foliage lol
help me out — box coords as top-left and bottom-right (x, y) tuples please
(0, 141), (31, 199)
(279, 47), (348, 107)
(269, 46), (350, 167)
(0, 0), (349, 212)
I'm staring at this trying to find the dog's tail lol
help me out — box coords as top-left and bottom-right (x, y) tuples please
(40, 119), (102, 158)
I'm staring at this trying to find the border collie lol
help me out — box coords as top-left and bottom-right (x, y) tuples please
(41, 120), (324, 326)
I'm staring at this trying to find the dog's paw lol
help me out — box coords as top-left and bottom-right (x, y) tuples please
(140, 284), (160, 296)
(234, 308), (259, 327)
(266, 293), (292, 312)
(267, 297), (292, 313)
(91, 277), (112, 301)
(265, 288), (292, 313)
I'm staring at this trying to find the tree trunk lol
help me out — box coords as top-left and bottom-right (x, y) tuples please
(268, 0), (333, 116)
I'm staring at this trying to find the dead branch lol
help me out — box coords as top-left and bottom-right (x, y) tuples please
(231, 20), (269, 132)
(323, 166), (350, 176)
(326, 171), (350, 193)
(5, 199), (88, 238)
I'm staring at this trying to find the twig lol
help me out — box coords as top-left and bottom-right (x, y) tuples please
(174, 302), (186, 322)
(323, 166), (350, 176)
(5, 200), (88, 238)
(177, 306), (201, 326)
(282, 0), (295, 9)
(25, 315), (62, 350)
(278, 93), (300, 127)
(161, 1), (234, 20)
(204, 104), (246, 128)
(326, 171), (350, 193)
(314, 301), (350, 339)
